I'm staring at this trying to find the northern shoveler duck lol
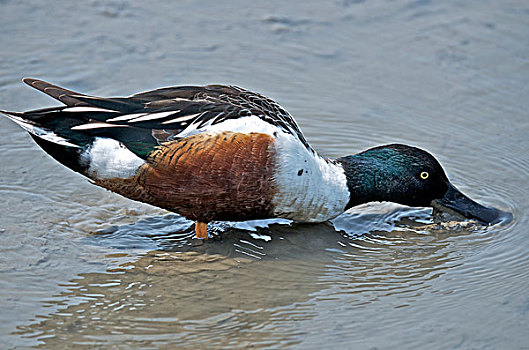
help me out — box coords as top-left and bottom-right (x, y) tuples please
(1, 79), (504, 239)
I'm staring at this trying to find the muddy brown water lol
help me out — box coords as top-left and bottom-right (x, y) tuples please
(1, 1), (528, 348)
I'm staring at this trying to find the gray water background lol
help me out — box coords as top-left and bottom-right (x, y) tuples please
(0, 0), (528, 348)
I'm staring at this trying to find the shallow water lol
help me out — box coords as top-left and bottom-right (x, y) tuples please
(1, 0), (528, 348)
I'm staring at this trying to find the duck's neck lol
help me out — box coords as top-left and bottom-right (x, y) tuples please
(336, 150), (405, 209)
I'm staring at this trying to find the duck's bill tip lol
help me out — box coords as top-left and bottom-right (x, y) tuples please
(431, 183), (512, 225)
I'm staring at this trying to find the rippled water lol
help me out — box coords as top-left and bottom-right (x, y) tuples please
(1, 0), (528, 348)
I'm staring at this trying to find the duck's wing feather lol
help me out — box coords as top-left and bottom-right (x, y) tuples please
(20, 79), (312, 156)
(23, 78), (98, 107)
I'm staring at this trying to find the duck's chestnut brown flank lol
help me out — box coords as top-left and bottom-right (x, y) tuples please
(95, 131), (277, 222)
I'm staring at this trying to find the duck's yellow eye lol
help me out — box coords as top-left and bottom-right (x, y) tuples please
(420, 171), (429, 180)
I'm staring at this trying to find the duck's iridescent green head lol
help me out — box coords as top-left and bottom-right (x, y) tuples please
(337, 144), (506, 224)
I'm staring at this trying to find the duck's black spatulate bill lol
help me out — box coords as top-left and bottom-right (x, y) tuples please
(432, 183), (511, 225)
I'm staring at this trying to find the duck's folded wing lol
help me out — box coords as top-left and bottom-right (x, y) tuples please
(19, 79), (312, 158)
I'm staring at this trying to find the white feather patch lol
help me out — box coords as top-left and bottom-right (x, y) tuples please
(80, 138), (145, 179)
(106, 113), (147, 122)
(161, 112), (203, 124)
(271, 132), (350, 222)
(175, 115), (279, 138)
(71, 123), (129, 130)
(63, 106), (117, 113)
(128, 111), (180, 123)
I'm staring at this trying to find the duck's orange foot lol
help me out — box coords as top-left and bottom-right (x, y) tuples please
(195, 221), (208, 240)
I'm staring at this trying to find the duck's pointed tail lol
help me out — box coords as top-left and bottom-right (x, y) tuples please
(1, 79), (96, 152)
(2, 79), (150, 180)
(1, 109), (90, 174)
(1, 109), (81, 148)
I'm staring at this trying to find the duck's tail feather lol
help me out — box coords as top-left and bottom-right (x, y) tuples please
(1, 109), (91, 174)
(1, 109), (81, 148)
(2, 108), (150, 179)
(2, 80), (153, 178)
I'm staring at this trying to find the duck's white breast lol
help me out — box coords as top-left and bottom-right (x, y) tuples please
(271, 131), (350, 222)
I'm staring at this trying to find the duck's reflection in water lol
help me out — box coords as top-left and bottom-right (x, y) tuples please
(16, 209), (485, 348)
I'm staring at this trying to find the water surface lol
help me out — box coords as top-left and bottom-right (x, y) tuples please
(1, 0), (528, 348)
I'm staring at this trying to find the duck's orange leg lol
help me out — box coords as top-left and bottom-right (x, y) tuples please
(195, 221), (208, 240)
